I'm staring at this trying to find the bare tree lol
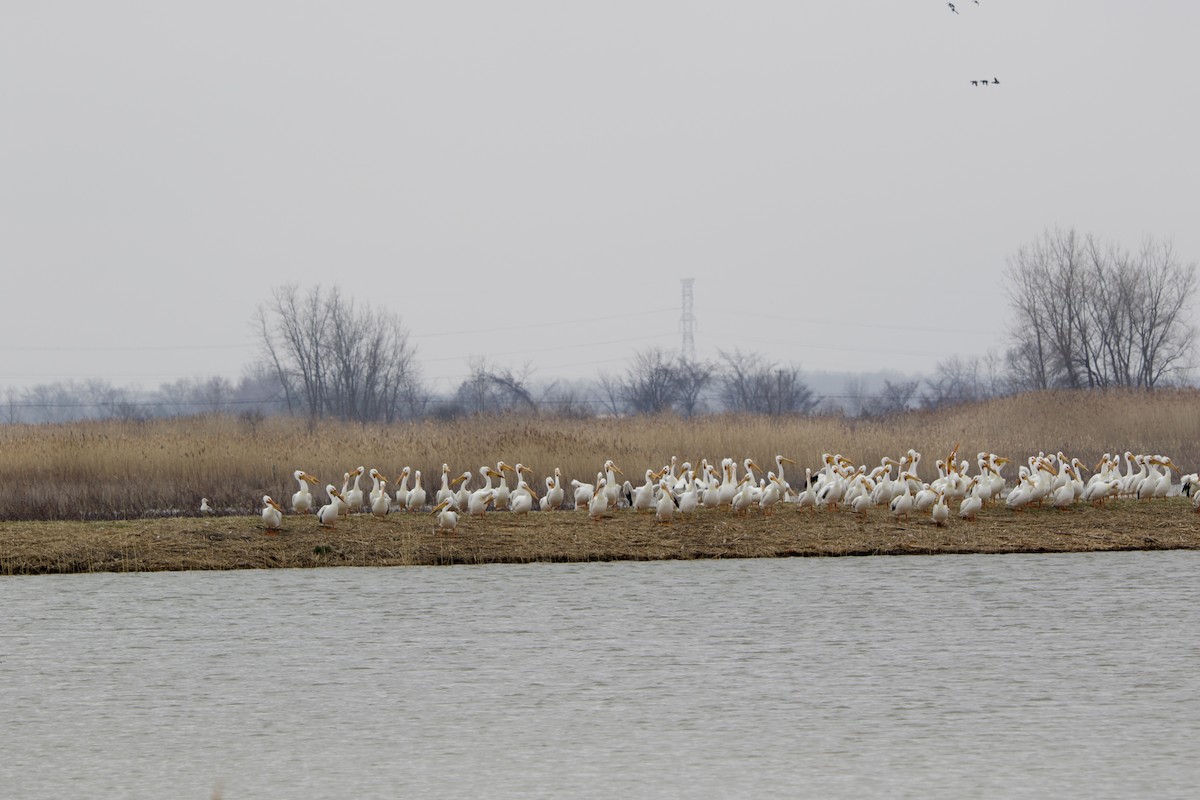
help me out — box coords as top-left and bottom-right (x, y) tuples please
(717, 350), (817, 415)
(1005, 228), (1196, 389)
(623, 347), (681, 415)
(673, 358), (715, 418)
(257, 284), (421, 422)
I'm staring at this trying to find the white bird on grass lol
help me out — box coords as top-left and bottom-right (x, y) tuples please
(261, 495), (283, 531)
(432, 498), (459, 532)
(291, 470), (320, 514)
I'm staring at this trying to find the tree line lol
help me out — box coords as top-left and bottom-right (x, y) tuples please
(2, 229), (1194, 424)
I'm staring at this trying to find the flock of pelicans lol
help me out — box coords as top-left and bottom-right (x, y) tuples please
(233, 447), (1200, 534)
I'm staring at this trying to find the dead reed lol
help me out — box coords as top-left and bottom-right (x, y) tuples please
(0, 388), (1197, 521)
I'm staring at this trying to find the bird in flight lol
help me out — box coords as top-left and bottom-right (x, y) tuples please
(948, 2), (959, 13)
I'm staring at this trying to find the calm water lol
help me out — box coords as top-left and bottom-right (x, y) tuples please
(2, 552), (1198, 799)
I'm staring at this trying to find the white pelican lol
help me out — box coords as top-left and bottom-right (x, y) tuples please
(406, 470), (427, 511)
(469, 466), (502, 515)
(394, 467), (412, 507)
(1051, 467), (1077, 510)
(732, 476), (755, 516)
(435, 464), (456, 508)
(511, 479), (536, 515)
(318, 486), (343, 528)
(467, 488), (495, 517)
(913, 483), (937, 514)
(291, 470), (320, 514)
(493, 462), (516, 511)
(453, 471), (473, 511)
(603, 460), (624, 507)
(678, 478), (699, 517)
(588, 478), (610, 521)
(337, 472), (352, 515)
(1006, 474), (1037, 511)
(931, 491), (949, 527)
(368, 468), (385, 508)
(572, 472), (602, 510)
(958, 478), (982, 521)
(632, 469), (659, 513)
(795, 468), (817, 513)
(1083, 478), (1119, 506)
(541, 468), (565, 510)
(890, 478), (914, 522)
(261, 495), (283, 531)
(759, 473), (785, 516)
(1193, 488), (1200, 514)
(432, 498), (459, 532)
(199, 497), (214, 515)
(655, 479), (676, 524)
(344, 467), (366, 512)
(371, 479), (391, 517)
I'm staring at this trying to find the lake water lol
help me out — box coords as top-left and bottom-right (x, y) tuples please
(2, 551), (1198, 799)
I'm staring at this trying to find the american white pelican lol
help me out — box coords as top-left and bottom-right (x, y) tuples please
(318, 486), (343, 528)
(435, 464), (456, 508)
(759, 473), (784, 516)
(542, 468), (565, 510)
(958, 478), (982, 521)
(337, 472), (352, 515)
(200, 497), (214, 515)
(931, 491), (949, 527)
(572, 472), (602, 510)
(1006, 474), (1037, 511)
(432, 498), (459, 532)
(453, 471), (473, 511)
(344, 467), (366, 512)
(732, 476), (755, 516)
(1051, 467), (1077, 510)
(511, 479), (536, 515)
(913, 484), (937, 514)
(632, 469), (659, 513)
(1083, 478), (1119, 506)
(394, 467), (412, 507)
(1193, 488), (1200, 514)
(890, 479), (914, 522)
(655, 479), (676, 524)
(371, 480), (391, 517)
(467, 488), (495, 517)
(678, 478), (699, 517)
(469, 466), (502, 515)
(603, 460), (624, 507)
(589, 478), (610, 521)
(493, 462), (516, 511)
(795, 468), (817, 513)
(406, 470), (427, 511)
(368, 468), (385, 508)
(291, 470), (320, 514)
(261, 495), (283, 531)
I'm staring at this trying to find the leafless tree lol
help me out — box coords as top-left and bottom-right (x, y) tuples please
(717, 350), (817, 415)
(1005, 228), (1196, 389)
(623, 348), (681, 415)
(673, 358), (716, 418)
(257, 284), (421, 422)
(453, 359), (537, 414)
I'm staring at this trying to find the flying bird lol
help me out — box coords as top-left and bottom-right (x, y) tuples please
(948, 2), (958, 13)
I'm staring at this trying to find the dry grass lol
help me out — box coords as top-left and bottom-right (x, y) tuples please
(2, 498), (1197, 575)
(0, 387), (1198, 522)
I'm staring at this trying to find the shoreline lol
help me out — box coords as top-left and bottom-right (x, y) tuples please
(2, 499), (1197, 575)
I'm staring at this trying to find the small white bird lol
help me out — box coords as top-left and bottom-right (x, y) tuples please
(655, 480), (676, 524)
(432, 498), (459, 532)
(318, 486), (344, 528)
(931, 491), (949, 527)
(199, 497), (214, 515)
(261, 495), (283, 531)
(371, 479), (391, 517)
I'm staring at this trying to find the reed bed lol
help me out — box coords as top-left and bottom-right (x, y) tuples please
(0, 388), (1198, 521)
(2, 498), (1196, 575)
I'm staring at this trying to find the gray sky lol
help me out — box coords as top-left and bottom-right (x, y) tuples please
(3, 1), (1198, 396)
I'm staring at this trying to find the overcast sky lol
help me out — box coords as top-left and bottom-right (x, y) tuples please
(3, 1), (1197, 396)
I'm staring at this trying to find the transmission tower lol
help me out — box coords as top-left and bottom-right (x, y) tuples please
(679, 278), (696, 362)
